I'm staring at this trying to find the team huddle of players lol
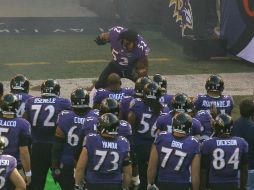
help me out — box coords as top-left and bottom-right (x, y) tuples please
(0, 73), (248, 190)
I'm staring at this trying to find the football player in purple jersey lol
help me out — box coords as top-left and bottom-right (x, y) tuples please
(0, 93), (32, 186)
(0, 136), (27, 190)
(93, 73), (134, 109)
(89, 26), (150, 107)
(94, 26), (149, 89)
(156, 93), (202, 139)
(119, 76), (151, 121)
(100, 98), (140, 188)
(152, 74), (174, 109)
(128, 81), (164, 190)
(10, 74), (33, 118)
(75, 113), (132, 190)
(51, 88), (99, 190)
(24, 79), (71, 190)
(200, 114), (248, 190)
(194, 74), (234, 116)
(148, 113), (200, 190)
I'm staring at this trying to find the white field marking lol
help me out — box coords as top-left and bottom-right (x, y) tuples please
(5, 62), (50, 66)
(66, 59), (108, 64)
(66, 58), (172, 64)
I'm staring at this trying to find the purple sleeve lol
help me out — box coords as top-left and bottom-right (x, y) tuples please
(201, 140), (211, 155)
(6, 156), (17, 178)
(125, 88), (135, 97)
(194, 95), (203, 111)
(136, 35), (150, 57)
(20, 119), (31, 138)
(57, 111), (68, 130)
(109, 26), (125, 42)
(61, 98), (71, 110)
(156, 115), (166, 131)
(191, 118), (202, 135)
(94, 89), (107, 105)
(191, 138), (200, 154)
(229, 96), (234, 114)
(129, 99), (142, 119)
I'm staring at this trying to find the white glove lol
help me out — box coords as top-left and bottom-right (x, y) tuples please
(147, 184), (158, 190)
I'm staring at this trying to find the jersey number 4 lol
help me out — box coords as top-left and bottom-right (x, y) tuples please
(212, 148), (239, 170)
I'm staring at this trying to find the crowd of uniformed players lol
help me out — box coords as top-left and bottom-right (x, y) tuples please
(0, 72), (251, 190)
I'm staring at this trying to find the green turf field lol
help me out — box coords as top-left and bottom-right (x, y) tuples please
(1, 29), (254, 81)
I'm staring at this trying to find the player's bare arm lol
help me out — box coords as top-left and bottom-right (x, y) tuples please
(191, 153), (200, 190)
(10, 169), (26, 190)
(19, 146), (31, 185)
(122, 154), (132, 189)
(147, 144), (158, 185)
(136, 56), (148, 77)
(75, 147), (88, 186)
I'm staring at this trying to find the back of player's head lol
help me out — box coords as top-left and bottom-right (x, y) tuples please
(10, 74), (30, 93)
(152, 74), (167, 90)
(205, 74), (224, 94)
(118, 29), (138, 43)
(97, 113), (119, 135)
(134, 76), (151, 97)
(239, 99), (254, 118)
(172, 112), (192, 135)
(213, 113), (233, 136)
(143, 81), (161, 100)
(100, 98), (119, 116)
(171, 93), (189, 113)
(0, 93), (19, 118)
(41, 79), (60, 97)
(70, 88), (89, 109)
(107, 73), (121, 86)
(0, 136), (6, 154)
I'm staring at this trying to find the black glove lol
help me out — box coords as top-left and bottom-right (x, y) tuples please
(51, 168), (61, 183)
(94, 36), (107, 45)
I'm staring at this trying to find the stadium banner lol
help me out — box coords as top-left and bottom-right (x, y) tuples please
(220, 0), (254, 63)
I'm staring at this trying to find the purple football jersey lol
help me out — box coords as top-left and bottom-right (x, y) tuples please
(109, 26), (150, 70)
(194, 110), (213, 140)
(159, 94), (174, 107)
(58, 109), (99, 166)
(129, 98), (164, 144)
(119, 96), (134, 121)
(156, 111), (202, 136)
(14, 92), (33, 117)
(194, 94), (234, 115)
(94, 88), (134, 106)
(0, 155), (17, 190)
(84, 133), (130, 184)
(201, 136), (248, 184)
(25, 96), (71, 143)
(0, 117), (31, 160)
(155, 132), (200, 183)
